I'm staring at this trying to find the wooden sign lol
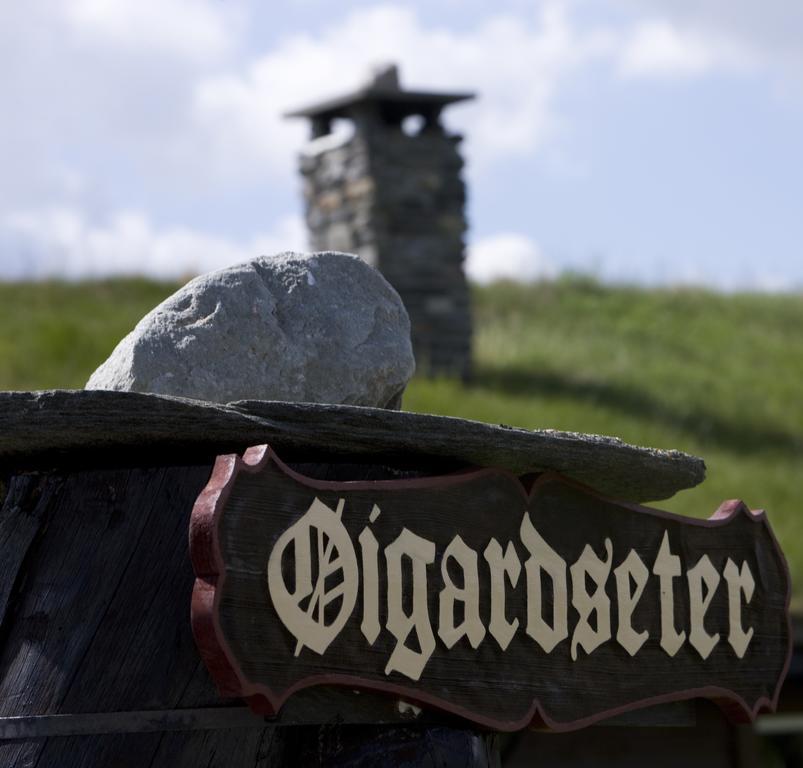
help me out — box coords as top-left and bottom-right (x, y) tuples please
(190, 445), (791, 732)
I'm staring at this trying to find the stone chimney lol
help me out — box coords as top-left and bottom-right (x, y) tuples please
(286, 64), (475, 380)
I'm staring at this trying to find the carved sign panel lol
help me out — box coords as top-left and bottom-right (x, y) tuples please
(190, 445), (791, 731)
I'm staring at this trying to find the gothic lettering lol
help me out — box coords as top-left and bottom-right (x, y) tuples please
(265, 502), (762, 678)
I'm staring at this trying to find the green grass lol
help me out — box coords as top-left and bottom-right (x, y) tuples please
(2, 276), (802, 606)
(0, 279), (182, 390)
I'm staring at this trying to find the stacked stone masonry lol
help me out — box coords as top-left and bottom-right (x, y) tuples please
(300, 122), (473, 380)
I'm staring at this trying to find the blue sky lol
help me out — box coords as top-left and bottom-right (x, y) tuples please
(0, 0), (801, 289)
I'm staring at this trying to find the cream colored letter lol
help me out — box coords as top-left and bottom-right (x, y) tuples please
(520, 513), (568, 653)
(384, 528), (436, 681)
(688, 554), (721, 659)
(358, 505), (382, 645)
(267, 497), (358, 657)
(483, 538), (521, 650)
(652, 531), (686, 657)
(614, 549), (649, 656)
(439, 535), (485, 649)
(570, 539), (613, 660)
(723, 558), (755, 658)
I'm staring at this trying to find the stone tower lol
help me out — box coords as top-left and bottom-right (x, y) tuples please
(286, 65), (475, 379)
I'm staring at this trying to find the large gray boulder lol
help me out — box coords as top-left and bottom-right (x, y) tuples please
(86, 252), (415, 408)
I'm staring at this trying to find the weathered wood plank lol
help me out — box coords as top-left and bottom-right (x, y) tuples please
(0, 460), (502, 765)
(0, 473), (62, 628)
(0, 708), (263, 738)
(0, 389), (705, 502)
(31, 728), (278, 768)
(261, 725), (501, 768)
(0, 466), (216, 767)
(53, 465), (214, 715)
(145, 727), (276, 768)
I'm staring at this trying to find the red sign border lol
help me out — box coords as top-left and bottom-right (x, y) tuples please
(189, 443), (792, 732)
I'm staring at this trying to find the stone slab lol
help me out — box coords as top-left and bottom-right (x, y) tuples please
(0, 390), (704, 502)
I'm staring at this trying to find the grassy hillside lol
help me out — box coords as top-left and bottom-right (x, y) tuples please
(1, 277), (802, 606)
(0, 279), (179, 391)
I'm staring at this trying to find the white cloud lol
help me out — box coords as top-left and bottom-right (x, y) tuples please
(614, 0), (799, 87)
(618, 21), (715, 77)
(0, 0), (799, 290)
(1, 2), (606, 283)
(1, 2), (609, 212)
(0, 207), (305, 280)
(617, 19), (753, 78)
(192, 3), (610, 177)
(617, 0), (802, 60)
(466, 233), (556, 284)
(0, 0), (245, 214)
(64, 0), (239, 61)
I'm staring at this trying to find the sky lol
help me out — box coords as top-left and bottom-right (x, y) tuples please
(0, 0), (801, 290)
